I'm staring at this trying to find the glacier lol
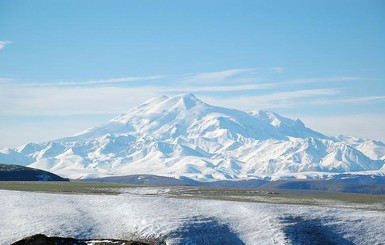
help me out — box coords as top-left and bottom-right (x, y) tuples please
(0, 93), (384, 180)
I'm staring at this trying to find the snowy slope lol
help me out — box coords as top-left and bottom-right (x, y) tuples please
(334, 135), (385, 160)
(1, 93), (384, 179)
(1, 189), (385, 244)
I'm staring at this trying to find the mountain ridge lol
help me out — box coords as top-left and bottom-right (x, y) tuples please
(1, 93), (384, 180)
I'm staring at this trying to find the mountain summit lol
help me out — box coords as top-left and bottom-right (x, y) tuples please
(1, 93), (384, 180)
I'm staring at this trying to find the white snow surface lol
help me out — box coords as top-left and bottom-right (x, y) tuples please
(335, 135), (385, 160)
(1, 189), (384, 245)
(1, 93), (385, 180)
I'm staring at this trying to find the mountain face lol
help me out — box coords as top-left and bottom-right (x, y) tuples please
(1, 93), (384, 180)
(334, 135), (385, 161)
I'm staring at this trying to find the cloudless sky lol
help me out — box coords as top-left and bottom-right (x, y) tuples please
(0, 0), (385, 147)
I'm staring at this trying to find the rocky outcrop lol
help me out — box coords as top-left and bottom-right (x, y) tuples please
(12, 234), (149, 245)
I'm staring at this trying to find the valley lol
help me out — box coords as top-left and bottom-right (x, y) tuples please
(1, 181), (384, 210)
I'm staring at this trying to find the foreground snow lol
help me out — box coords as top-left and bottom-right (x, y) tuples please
(1, 189), (384, 244)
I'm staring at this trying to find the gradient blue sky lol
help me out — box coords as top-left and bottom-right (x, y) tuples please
(1, 0), (385, 147)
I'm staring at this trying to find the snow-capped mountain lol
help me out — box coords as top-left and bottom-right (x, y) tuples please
(334, 135), (385, 161)
(1, 93), (384, 180)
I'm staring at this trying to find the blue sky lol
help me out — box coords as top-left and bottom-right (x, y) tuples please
(0, 0), (385, 147)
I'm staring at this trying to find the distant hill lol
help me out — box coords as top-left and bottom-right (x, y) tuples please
(81, 174), (195, 186)
(81, 174), (268, 188)
(259, 179), (385, 195)
(0, 164), (68, 181)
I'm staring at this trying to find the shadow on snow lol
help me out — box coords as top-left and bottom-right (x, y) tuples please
(281, 216), (355, 245)
(166, 216), (244, 245)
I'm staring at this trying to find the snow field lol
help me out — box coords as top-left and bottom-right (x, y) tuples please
(1, 189), (385, 244)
